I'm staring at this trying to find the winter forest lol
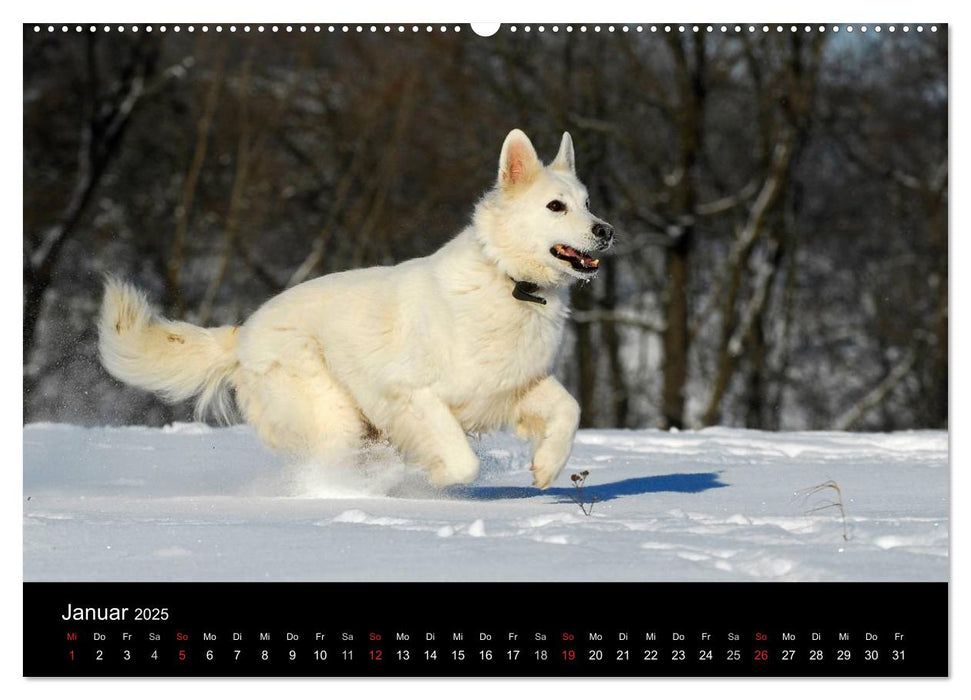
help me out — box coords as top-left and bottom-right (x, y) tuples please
(23, 25), (948, 432)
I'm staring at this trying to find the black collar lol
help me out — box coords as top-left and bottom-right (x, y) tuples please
(511, 279), (547, 305)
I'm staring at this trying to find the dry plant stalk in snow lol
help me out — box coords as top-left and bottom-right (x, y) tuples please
(570, 470), (596, 517)
(798, 480), (850, 541)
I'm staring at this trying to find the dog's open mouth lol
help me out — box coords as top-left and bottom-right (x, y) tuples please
(551, 244), (600, 273)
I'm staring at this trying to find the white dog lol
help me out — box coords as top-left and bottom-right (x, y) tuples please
(98, 129), (614, 489)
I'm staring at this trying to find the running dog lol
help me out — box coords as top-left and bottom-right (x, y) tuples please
(99, 129), (614, 489)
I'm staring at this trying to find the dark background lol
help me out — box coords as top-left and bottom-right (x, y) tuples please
(23, 24), (948, 431)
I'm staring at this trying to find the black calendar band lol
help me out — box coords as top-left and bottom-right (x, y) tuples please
(24, 582), (947, 677)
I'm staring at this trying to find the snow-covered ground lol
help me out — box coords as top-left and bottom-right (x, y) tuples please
(23, 423), (948, 582)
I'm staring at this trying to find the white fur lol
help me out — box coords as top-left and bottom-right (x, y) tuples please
(97, 129), (612, 489)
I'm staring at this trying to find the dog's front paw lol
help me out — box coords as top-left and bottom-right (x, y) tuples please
(426, 454), (480, 488)
(529, 435), (574, 489)
(530, 461), (564, 490)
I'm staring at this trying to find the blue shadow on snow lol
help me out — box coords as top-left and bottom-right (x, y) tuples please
(449, 472), (727, 504)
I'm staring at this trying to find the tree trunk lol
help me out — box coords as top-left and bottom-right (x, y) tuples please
(660, 33), (705, 430)
(572, 285), (598, 428)
(601, 260), (629, 427)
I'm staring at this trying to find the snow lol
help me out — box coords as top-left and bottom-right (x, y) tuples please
(23, 423), (947, 582)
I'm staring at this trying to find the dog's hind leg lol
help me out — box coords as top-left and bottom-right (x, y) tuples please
(235, 364), (365, 464)
(513, 376), (581, 489)
(383, 388), (480, 488)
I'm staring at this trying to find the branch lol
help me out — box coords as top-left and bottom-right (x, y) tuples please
(571, 309), (665, 334)
(231, 237), (285, 293)
(285, 132), (371, 287)
(28, 75), (144, 273)
(28, 50), (191, 277)
(168, 51), (225, 315)
(197, 58), (255, 326)
(694, 179), (760, 216)
(832, 349), (918, 431)
(727, 239), (779, 358)
(690, 133), (795, 345)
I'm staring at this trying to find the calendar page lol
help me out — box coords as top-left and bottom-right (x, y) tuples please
(22, 19), (948, 678)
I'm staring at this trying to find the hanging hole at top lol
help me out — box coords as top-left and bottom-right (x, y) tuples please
(471, 23), (500, 37)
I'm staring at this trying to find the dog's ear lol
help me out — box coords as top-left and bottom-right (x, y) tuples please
(551, 132), (576, 174)
(498, 129), (541, 188)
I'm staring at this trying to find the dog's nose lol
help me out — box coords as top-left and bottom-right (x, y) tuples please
(592, 222), (614, 243)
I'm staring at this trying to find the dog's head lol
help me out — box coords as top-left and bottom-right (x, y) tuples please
(474, 129), (614, 289)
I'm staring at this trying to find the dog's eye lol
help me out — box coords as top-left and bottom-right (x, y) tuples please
(585, 198), (590, 210)
(546, 200), (567, 213)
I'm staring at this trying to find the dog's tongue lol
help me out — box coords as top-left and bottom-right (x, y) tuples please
(555, 244), (600, 269)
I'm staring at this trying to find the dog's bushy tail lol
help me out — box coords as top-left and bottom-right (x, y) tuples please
(97, 278), (239, 422)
